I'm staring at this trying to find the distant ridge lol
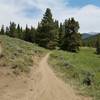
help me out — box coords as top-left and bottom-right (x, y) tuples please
(82, 32), (99, 39)
(82, 33), (92, 39)
(84, 33), (100, 40)
(83, 33), (100, 46)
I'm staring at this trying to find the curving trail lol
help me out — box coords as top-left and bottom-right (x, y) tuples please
(30, 53), (91, 100)
(0, 42), (2, 55)
(0, 53), (92, 100)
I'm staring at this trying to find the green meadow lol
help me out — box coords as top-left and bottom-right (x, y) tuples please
(49, 47), (100, 100)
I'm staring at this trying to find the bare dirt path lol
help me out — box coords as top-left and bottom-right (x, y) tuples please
(0, 42), (2, 55)
(29, 53), (91, 100)
(0, 53), (92, 100)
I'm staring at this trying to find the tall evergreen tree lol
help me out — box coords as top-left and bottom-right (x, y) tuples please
(54, 20), (59, 29)
(58, 23), (65, 47)
(96, 37), (100, 54)
(37, 8), (58, 49)
(9, 22), (17, 37)
(61, 18), (81, 52)
(23, 25), (36, 43)
(5, 26), (9, 35)
(24, 25), (30, 41)
(17, 24), (21, 33)
(0, 25), (5, 35)
(54, 20), (59, 46)
(30, 26), (37, 43)
(16, 24), (23, 39)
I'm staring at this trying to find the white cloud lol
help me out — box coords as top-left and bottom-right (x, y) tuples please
(0, 0), (100, 32)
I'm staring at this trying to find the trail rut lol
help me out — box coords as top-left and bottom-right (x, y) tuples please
(0, 53), (92, 100)
(30, 53), (91, 100)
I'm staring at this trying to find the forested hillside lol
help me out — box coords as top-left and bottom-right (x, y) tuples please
(83, 33), (100, 47)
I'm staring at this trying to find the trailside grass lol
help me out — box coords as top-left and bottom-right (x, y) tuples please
(0, 35), (48, 74)
(49, 47), (100, 100)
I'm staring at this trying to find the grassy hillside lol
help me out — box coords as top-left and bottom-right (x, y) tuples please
(49, 48), (100, 100)
(0, 35), (47, 74)
(83, 33), (100, 47)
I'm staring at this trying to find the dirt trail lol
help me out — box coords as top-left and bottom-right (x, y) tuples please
(0, 53), (91, 100)
(31, 53), (91, 100)
(0, 42), (2, 55)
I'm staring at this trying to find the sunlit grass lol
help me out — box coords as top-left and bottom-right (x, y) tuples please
(0, 35), (47, 74)
(49, 47), (100, 100)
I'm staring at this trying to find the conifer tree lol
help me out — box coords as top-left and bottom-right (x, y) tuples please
(5, 26), (9, 35)
(0, 25), (5, 35)
(37, 8), (58, 49)
(24, 25), (30, 41)
(54, 20), (59, 29)
(61, 18), (81, 52)
(96, 37), (100, 54)
(9, 22), (17, 37)
(30, 26), (37, 43)
(23, 25), (36, 43)
(17, 24), (21, 33)
(54, 20), (59, 46)
(58, 23), (64, 47)
(16, 24), (23, 39)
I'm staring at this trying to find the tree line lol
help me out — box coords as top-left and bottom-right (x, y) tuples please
(1, 8), (99, 53)
(83, 33), (100, 54)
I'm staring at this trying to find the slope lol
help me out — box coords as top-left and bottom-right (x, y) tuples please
(0, 35), (47, 74)
(83, 33), (100, 47)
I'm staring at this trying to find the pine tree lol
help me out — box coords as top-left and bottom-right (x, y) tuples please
(54, 20), (59, 46)
(24, 25), (30, 41)
(96, 37), (100, 54)
(9, 22), (17, 37)
(17, 24), (21, 33)
(0, 25), (5, 35)
(37, 8), (58, 49)
(23, 25), (36, 43)
(16, 24), (23, 39)
(54, 20), (59, 29)
(30, 26), (37, 43)
(61, 18), (81, 52)
(58, 23), (65, 47)
(5, 27), (9, 35)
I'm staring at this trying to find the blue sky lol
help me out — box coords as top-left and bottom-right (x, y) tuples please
(22, 6), (42, 18)
(67, 0), (100, 7)
(0, 0), (100, 33)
